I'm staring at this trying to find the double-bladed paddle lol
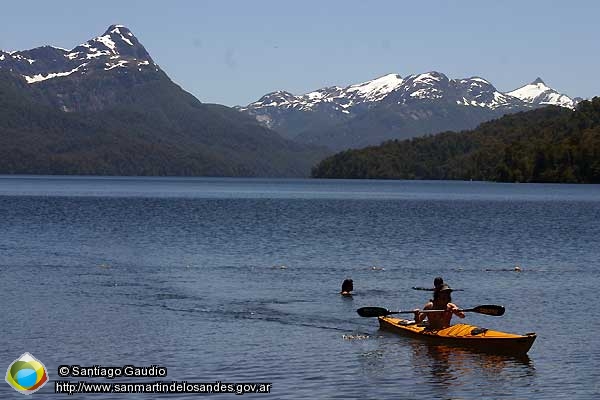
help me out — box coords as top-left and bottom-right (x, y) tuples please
(412, 286), (464, 291)
(356, 304), (505, 318)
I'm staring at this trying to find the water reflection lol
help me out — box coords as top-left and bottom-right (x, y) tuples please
(357, 334), (537, 398)
(410, 341), (536, 385)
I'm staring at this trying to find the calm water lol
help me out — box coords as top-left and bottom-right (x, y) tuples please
(1, 176), (599, 399)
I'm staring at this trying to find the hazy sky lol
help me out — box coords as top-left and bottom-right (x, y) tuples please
(1, 0), (598, 106)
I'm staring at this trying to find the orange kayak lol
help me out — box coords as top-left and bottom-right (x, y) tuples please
(378, 316), (536, 355)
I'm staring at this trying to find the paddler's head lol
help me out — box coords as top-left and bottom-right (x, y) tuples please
(433, 276), (444, 289)
(433, 283), (453, 303)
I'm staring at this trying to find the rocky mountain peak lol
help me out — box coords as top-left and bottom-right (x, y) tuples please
(75, 24), (153, 62)
(507, 78), (576, 109)
(532, 77), (546, 85)
(0, 24), (159, 85)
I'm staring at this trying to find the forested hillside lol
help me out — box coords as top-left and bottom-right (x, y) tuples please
(0, 71), (327, 177)
(312, 98), (600, 183)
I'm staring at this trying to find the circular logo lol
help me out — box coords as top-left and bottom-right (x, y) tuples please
(5, 353), (49, 394)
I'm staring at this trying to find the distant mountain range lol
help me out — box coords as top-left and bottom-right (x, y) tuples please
(0, 25), (584, 176)
(0, 25), (327, 177)
(239, 72), (580, 151)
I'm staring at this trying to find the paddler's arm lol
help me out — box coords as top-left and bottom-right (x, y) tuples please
(448, 303), (465, 318)
(414, 301), (433, 323)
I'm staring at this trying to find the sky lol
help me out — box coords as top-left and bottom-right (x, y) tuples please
(1, 0), (598, 106)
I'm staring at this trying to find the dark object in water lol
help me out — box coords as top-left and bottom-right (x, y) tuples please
(412, 276), (445, 291)
(341, 279), (354, 295)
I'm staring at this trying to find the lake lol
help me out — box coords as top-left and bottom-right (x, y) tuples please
(1, 176), (599, 399)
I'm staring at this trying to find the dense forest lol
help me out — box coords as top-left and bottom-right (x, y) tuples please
(312, 98), (600, 183)
(0, 71), (327, 177)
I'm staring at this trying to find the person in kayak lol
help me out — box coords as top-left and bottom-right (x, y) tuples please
(414, 283), (465, 329)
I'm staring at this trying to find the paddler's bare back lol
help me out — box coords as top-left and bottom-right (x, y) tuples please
(422, 301), (461, 329)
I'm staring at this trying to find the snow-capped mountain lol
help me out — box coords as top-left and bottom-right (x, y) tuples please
(243, 73), (403, 114)
(507, 78), (576, 109)
(240, 71), (578, 150)
(0, 25), (163, 112)
(238, 74), (404, 137)
(0, 25), (159, 83)
(385, 72), (521, 109)
(0, 25), (326, 177)
(239, 73), (401, 128)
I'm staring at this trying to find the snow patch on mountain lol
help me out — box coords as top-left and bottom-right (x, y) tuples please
(11, 53), (36, 64)
(104, 60), (129, 71)
(345, 73), (403, 101)
(413, 72), (442, 84)
(96, 35), (117, 53)
(25, 64), (88, 83)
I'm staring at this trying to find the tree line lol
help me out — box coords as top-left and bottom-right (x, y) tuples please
(312, 98), (600, 183)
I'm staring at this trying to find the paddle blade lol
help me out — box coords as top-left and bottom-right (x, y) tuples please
(470, 305), (505, 316)
(356, 306), (391, 317)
